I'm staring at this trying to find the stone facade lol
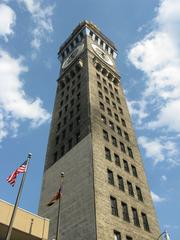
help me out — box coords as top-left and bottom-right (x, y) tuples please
(38, 21), (160, 240)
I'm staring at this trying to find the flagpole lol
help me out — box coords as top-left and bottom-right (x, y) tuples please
(56, 172), (64, 240)
(5, 153), (32, 240)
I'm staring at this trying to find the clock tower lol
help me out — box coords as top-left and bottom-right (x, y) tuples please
(38, 21), (160, 240)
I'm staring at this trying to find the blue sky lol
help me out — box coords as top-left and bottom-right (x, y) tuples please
(0, 0), (179, 239)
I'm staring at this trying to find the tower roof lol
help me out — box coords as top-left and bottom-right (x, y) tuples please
(59, 20), (117, 54)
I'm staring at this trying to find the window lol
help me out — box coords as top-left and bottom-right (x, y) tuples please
(131, 165), (138, 177)
(103, 130), (109, 141)
(69, 123), (73, 131)
(110, 92), (114, 99)
(112, 102), (117, 109)
(77, 83), (81, 90)
(104, 87), (108, 94)
(54, 152), (58, 162)
(127, 147), (134, 159)
(100, 102), (105, 110)
(105, 96), (110, 104)
(115, 88), (118, 94)
(136, 186), (143, 202)
(107, 108), (112, 116)
(124, 132), (130, 141)
(117, 126), (122, 136)
(121, 118), (126, 127)
(97, 81), (102, 89)
(112, 136), (117, 146)
(55, 136), (59, 145)
(66, 94), (69, 101)
(60, 100), (63, 107)
(63, 117), (67, 125)
(60, 145), (65, 157)
(96, 73), (100, 80)
(103, 78), (107, 85)
(101, 114), (106, 124)
(120, 142), (126, 153)
(68, 139), (72, 150)
(142, 213), (150, 231)
(77, 104), (80, 112)
(119, 107), (123, 115)
(114, 154), (121, 166)
(121, 202), (130, 222)
(126, 236), (133, 240)
(76, 132), (80, 143)
(62, 130), (66, 139)
(77, 92), (80, 100)
(109, 121), (114, 130)
(127, 181), (134, 197)
(58, 111), (62, 118)
(57, 123), (60, 132)
(114, 113), (119, 122)
(98, 91), (103, 99)
(70, 110), (73, 118)
(117, 176), (125, 191)
(105, 147), (111, 161)
(114, 230), (121, 240)
(71, 88), (75, 95)
(65, 105), (68, 112)
(76, 116), (80, 125)
(107, 169), (114, 185)
(116, 97), (121, 104)
(110, 196), (118, 216)
(72, 80), (75, 86)
(123, 160), (129, 172)
(70, 99), (74, 106)
(109, 83), (113, 89)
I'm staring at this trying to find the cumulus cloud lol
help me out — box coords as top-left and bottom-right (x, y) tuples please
(0, 49), (50, 142)
(18, 0), (54, 49)
(138, 136), (178, 165)
(151, 191), (166, 203)
(0, 3), (16, 41)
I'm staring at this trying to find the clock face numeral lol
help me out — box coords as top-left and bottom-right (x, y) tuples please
(92, 44), (113, 66)
(62, 43), (84, 69)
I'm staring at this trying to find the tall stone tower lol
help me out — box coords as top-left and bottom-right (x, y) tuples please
(39, 21), (160, 240)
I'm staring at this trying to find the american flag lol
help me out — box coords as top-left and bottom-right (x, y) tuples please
(47, 186), (63, 206)
(7, 160), (27, 186)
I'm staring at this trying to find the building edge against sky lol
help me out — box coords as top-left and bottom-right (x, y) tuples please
(38, 21), (160, 240)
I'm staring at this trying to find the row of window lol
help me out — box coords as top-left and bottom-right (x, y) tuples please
(100, 101), (124, 125)
(104, 147), (138, 177)
(60, 91), (81, 108)
(98, 84), (121, 104)
(107, 169), (143, 202)
(60, 81), (81, 99)
(96, 73), (119, 94)
(110, 197), (150, 231)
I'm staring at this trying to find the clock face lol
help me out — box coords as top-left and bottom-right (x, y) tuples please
(62, 43), (84, 69)
(92, 44), (113, 66)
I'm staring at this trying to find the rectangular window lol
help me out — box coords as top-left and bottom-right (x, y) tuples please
(105, 96), (110, 104)
(103, 78), (107, 85)
(77, 83), (81, 90)
(115, 88), (118, 94)
(63, 117), (67, 125)
(110, 92), (114, 99)
(109, 121), (115, 130)
(68, 138), (72, 150)
(114, 113), (119, 122)
(77, 104), (80, 112)
(105, 147), (111, 161)
(119, 107), (123, 114)
(60, 145), (65, 157)
(124, 132), (130, 141)
(104, 87), (108, 94)
(66, 94), (69, 101)
(116, 97), (121, 104)
(123, 159), (129, 172)
(131, 165), (138, 177)
(58, 111), (62, 118)
(112, 136), (117, 147)
(71, 88), (75, 95)
(128, 147), (134, 159)
(65, 105), (68, 112)
(70, 110), (73, 118)
(121, 118), (126, 127)
(57, 123), (60, 132)
(100, 102), (105, 110)
(107, 169), (114, 185)
(101, 114), (106, 124)
(69, 123), (73, 131)
(70, 99), (74, 106)
(62, 130), (66, 139)
(142, 213), (150, 231)
(98, 91), (103, 99)
(126, 236), (133, 240)
(109, 83), (113, 89)
(76, 116), (80, 125)
(110, 196), (118, 216)
(117, 175), (125, 191)
(117, 126), (122, 136)
(103, 130), (109, 141)
(114, 154), (121, 166)
(136, 186), (143, 202)
(97, 73), (100, 80)
(107, 108), (112, 116)
(97, 81), (102, 89)
(114, 230), (121, 240)
(121, 202), (130, 222)
(120, 142), (126, 153)
(112, 102), (117, 109)
(76, 132), (80, 143)
(54, 152), (58, 162)
(127, 181), (134, 197)
(77, 92), (80, 100)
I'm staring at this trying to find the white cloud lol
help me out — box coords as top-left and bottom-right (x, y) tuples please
(0, 49), (50, 142)
(138, 136), (178, 165)
(0, 3), (16, 41)
(151, 191), (166, 203)
(128, 0), (180, 132)
(161, 175), (167, 181)
(18, 0), (54, 49)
